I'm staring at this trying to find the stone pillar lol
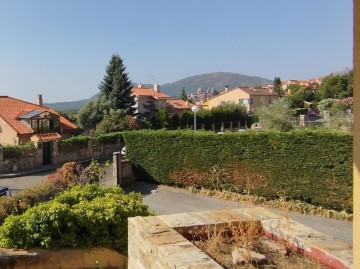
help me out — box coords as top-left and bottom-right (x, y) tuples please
(237, 121), (241, 130)
(113, 152), (121, 186)
(211, 123), (215, 131)
(230, 121), (233, 131)
(299, 115), (308, 127)
(353, 0), (360, 267)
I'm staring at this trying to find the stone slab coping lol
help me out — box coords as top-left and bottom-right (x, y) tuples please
(129, 207), (353, 269)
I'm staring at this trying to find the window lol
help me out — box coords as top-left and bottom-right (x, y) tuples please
(20, 111), (60, 134)
(239, 98), (252, 105)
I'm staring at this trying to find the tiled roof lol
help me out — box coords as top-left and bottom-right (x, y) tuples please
(237, 87), (279, 96)
(31, 132), (62, 142)
(132, 87), (170, 99)
(167, 99), (193, 110)
(0, 96), (78, 135)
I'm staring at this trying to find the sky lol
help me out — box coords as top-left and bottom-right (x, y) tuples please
(0, 0), (353, 103)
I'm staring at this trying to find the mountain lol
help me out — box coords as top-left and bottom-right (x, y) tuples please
(44, 94), (98, 113)
(160, 72), (273, 97)
(44, 72), (273, 112)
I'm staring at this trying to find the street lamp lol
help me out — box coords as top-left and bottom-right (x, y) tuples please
(191, 105), (200, 131)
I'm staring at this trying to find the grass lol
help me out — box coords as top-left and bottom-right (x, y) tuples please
(186, 186), (352, 221)
(188, 221), (326, 268)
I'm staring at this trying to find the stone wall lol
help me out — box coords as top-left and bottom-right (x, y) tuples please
(128, 208), (353, 269)
(0, 140), (121, 173)
(0, 145), (43, 173)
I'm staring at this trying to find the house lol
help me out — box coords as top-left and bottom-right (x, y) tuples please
(132, 84), (170, 116)
(282, 77), (324, 94)
(0, 95), (78, 147)
(166, 99), (192, 117)
(131, 84), (192, 117)
(201, 87), (279, 112)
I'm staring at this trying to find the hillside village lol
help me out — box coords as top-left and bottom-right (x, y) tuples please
(0, 54), (355, 269)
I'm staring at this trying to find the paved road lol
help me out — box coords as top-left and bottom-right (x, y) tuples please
(122, 181), (353, 245)
(0, 172), (353, 245)
(0, 172), (50, 194)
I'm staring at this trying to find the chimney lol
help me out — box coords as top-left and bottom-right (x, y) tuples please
(138, 83), (142, 88)
(269, 88), (274, 94)
(154, 83), (160, 92)
(37, 94), (43, 107)
(224, 85), (229, 92)
(186, 100), (189, 106)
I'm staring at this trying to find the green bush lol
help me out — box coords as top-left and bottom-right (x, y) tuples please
(93, 132), (122, 145)
(0, 160), (109, 225)
(0, 181), (63, 225)
(58, 135), (89, 152)
(2, 142), (36, 158)
(0, 185), (150, 253)
(123, 129), (353, 212)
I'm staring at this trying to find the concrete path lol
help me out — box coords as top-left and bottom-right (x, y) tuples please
(122, 181), (353, 245)
(0, 167), (353, 246)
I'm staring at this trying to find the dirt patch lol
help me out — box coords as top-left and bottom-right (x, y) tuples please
(189, 222), (327, 269)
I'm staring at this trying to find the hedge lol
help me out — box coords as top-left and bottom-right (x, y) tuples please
(0, 185), (150, 253)
(123, 129), (353, 212)
(2, 142), (36, 158)
(57, 133), (122, 152)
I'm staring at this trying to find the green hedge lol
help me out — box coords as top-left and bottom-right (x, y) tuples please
(58, 135), (89, 152)
(57, 133), (123, 152)
(123, 130), (353, 212)
(2, 142), (36, 158)
(0, 185), (150, 253)
(93, 132), (122, 145)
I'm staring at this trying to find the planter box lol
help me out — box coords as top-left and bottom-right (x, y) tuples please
(128, 207), (353, 269)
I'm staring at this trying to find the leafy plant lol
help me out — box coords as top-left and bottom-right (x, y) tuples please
(123, 129), (353, 212)
(0, 185), (150, 253)
(2, 142), (36, 158)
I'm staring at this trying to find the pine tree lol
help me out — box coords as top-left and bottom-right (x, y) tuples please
(99, 54), (135, 115)
(273, 77), (283, 94)
(179, 87), (187, 101)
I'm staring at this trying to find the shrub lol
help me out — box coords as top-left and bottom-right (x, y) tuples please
(0, 160), (108, 225)
(2, 142), (36, 158)
(93, 132), (122, 145)
(0, 181), (63, 225)
(58, 135), (89, 152)
(123, 129), (353, 212)
(0, 185), (150, 253)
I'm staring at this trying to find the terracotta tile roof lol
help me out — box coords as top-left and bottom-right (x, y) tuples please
(167, 99), (193, 110)
(236, 87), (279, 96)
(132, 87), (170, 99)
(0, 96), (78, 135)
(31, 132), (62, 142)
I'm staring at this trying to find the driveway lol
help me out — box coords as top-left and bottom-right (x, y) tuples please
(123, 181), (353, 245)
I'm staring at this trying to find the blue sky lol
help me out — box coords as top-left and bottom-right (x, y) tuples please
(0, 0), (353, 103)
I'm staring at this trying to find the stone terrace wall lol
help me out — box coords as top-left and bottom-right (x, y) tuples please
(53, 140), (120, 164)
(128, 208), (353, 269)
(0, 140), (121, 173)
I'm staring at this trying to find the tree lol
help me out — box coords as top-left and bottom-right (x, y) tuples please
(287, 87), (317, 108)
(94, 110), (140, 135)
(99, 54), (135, 115)
(255, 98), (295, 131)
(179, 87), (187, 101)
(141, 101), (159, 128)
(158, 107), (169, 128)
(77, 97), (109, 129)
(319, 72), (353, 99)
(273, 77), (283, 95)
(77, 54), (135, 130)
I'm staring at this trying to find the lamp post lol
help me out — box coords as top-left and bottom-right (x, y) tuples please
(191, 105), (200, 131)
